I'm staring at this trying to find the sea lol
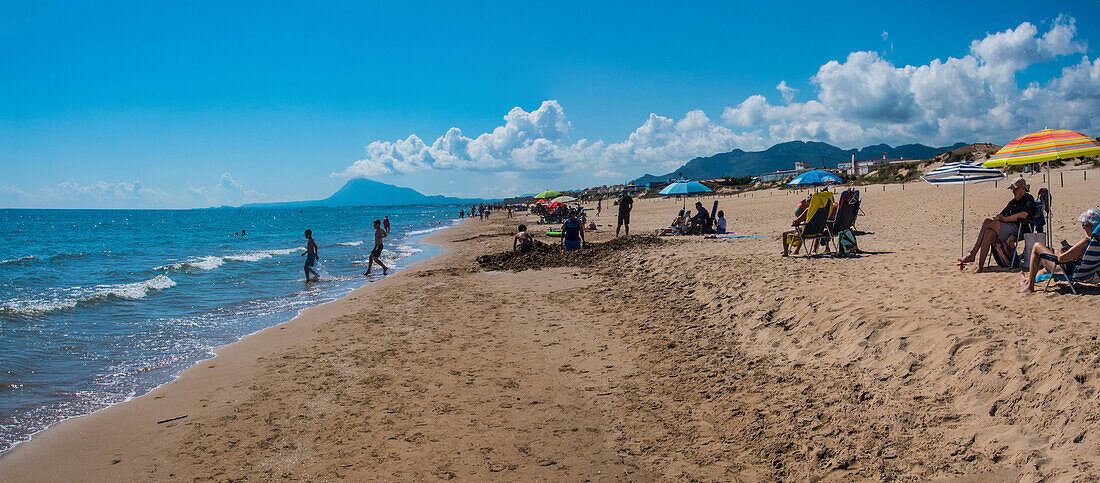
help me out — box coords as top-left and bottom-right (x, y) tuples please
(0, 206), (461, 454)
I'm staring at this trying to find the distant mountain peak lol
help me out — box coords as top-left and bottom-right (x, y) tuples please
(238, 178), (490, 208)
(631, 140), (968, 185)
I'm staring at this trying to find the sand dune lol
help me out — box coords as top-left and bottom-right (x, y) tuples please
(1, 167), (1097, 481)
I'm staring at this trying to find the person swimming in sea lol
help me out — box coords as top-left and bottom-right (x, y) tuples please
(302, 229), (320, 281)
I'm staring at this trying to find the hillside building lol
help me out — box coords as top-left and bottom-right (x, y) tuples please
(837, 153), (914, 176)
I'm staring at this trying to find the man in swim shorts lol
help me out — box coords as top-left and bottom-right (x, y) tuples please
(365, 219), (388, 276)
(616, 191), (633, 237)
(302, 229), (320, 281)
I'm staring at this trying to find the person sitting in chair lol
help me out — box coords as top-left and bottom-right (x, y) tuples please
(1019, 208), (1099, 292)
(688, 202), (710, 235)
(958, 177), (1036, 273)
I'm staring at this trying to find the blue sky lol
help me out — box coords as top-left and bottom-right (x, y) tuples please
(2, 1), (1098, 208)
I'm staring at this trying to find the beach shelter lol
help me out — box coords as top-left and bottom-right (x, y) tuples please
(983, 129), (1100, 246)
(789, 170), (843, 188)
(551, 195), (577, 203)
(658, 179), (712, 209)
(535, 190), (562, 200)
(922, 162), (1006, 258)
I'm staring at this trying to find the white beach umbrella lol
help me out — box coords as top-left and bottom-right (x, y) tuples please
(922, 162), (1005, 258)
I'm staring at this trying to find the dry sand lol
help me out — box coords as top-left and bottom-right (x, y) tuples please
(1, 167), (1098, 481)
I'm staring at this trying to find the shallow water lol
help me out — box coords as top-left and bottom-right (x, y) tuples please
(0, 206), (459, 453)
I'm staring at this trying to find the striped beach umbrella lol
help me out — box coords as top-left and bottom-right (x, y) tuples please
(982, 129), (1100, 167)
(922, 162), (1005, 258)
(983, 129), (1100, 245)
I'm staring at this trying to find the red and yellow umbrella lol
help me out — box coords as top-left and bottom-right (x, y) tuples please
(982, 129), (1100, 167)
(983, 129), (1100, 246)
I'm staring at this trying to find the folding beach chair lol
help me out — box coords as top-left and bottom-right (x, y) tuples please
(1041, 226), (1100, 294)
(828, 189), (861, 255)
(790, 190), (834, 255)
(988, 192), (1045, 269)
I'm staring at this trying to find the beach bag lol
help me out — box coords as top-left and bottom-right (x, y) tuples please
(837, 229), (857, 255)
(990, 240), (1016, 267)
(1021, 233), (1044, 269)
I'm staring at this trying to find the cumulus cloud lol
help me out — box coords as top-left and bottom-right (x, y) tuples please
(776, 81), (798, 104)
(0, 180), (174, 208)
(42, 180), (169, 207)
(339, 100), (745, 180)
(338, 16), (1098, 196)
(721, 15), (1097, 148)
(188, 173), (260, 206)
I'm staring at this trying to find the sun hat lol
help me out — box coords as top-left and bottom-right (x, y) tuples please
(1007, 177), (1029, 191)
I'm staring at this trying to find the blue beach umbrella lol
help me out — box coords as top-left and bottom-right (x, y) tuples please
(658, 180), (712, 196)
(922, 161), (1005, 258)
(788, 170), (843, 188)
(658, 179), (712, 209)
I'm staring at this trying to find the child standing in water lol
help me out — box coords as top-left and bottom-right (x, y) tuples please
(365, 219), (389, 276)
(383, 215), (391, 234)
(302, 229), (320, 281)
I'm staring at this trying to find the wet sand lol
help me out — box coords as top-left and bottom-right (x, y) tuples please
(1, 167), (1098, 480)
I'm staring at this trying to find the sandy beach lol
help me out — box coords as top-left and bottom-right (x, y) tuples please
(2, 167), (1098, 481)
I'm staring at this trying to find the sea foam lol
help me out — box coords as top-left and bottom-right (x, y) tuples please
(2, 275), (178, 316)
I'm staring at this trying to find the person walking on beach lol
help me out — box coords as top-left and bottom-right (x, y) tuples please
(616, 191), (634, 237)
(302, 229), (320, 281)
(365, 219), (389, 276)
(383, 215), (390, 234)
(597, 199), (602, 217)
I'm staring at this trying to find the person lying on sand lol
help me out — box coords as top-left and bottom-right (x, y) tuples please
(959, 177), (1036, 273)
(1019, 208), (1098, 292)
(513, 224), (533, 253)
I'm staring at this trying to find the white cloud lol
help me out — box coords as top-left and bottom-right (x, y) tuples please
(188, 173), (260, 206)
(339, 101), (743, 180)
(338, 16), (1098, 197)
(776, 81), (798, 104)
(40, 180), (170, 208)
(719, 16), (1098, 148)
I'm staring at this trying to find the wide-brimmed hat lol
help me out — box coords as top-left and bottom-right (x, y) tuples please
(1007, 177), (1029, 191)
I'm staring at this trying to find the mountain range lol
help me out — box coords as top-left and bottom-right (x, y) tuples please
(631, 141), (969, 185)
(237, 178), (490, 208)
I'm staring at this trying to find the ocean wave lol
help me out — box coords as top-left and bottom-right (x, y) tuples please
(351, 243), (422, 266)
(223, 247), (302, 262)
(156, 256), (225, 272)
(404, 225), (450, 236)
(1, 275), (177, 316)
(336, 240), (363, 246)
(0, 255), (36, 266)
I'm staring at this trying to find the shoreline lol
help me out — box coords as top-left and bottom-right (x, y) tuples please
(2, 171), (1098, 480)
(0, 218), (466, 475)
